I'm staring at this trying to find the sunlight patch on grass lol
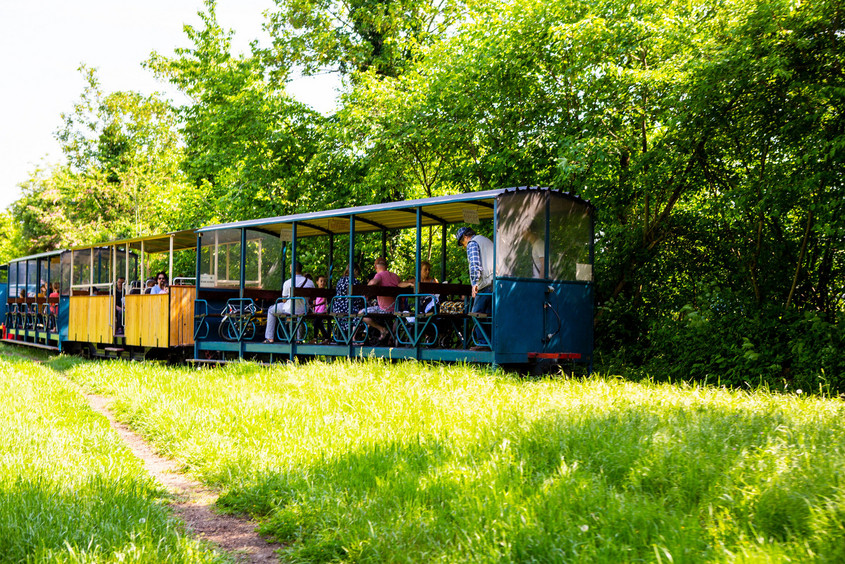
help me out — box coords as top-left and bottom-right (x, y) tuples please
(61, 356), (845, 562)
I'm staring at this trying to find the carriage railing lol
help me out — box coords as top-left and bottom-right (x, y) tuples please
(393, 293), (440, 347)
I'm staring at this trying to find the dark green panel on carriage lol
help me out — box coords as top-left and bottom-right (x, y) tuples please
(58, 296), (70, 347)
(494, 279), (592, 362)
(0, 265), (7, 308)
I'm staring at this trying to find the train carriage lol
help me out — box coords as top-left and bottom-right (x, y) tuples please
(193, 186), (595, 371)
(2, 231), (198, 360)
(2, 249), (68, 350)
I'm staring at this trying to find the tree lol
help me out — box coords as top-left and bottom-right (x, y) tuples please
(147, 0), (330, 221)
(10, 66), (193, 253)
(266, 0), (468, 78)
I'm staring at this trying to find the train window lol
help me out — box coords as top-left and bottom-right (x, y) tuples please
(26, 261), (38, 297)
(244, 230), (283, 290)
(8, 262), (18, 298)
(38, 258), (49, 296)
(73, 249), (92, 294)
(496, 191), (548, 279)
(200, 229), (242, 289)
(61, 252), (72, 296)
(548, 197), (592, 282)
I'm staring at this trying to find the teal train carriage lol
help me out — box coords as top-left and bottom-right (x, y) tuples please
(192, 187), (595, 371)
(2, 249), (70, 350)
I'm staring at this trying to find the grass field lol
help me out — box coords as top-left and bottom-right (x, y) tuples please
(0, 351), (225, 563)
(25, 352), (840, 563)
(4, 345), (845, 562)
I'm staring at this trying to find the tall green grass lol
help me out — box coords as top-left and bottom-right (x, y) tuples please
(0, 351), (224, 563)
(57, 356), (845, 562)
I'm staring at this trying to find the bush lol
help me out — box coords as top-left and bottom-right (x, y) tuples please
(596, 293), (845, 393)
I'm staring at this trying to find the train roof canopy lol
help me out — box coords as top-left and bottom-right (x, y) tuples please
(70, 229), (197, 254)
(196, 187), (592, 239)
(7, 249), (68, 264)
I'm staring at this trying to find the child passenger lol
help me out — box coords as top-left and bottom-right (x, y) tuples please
(312, 275), (331, 343)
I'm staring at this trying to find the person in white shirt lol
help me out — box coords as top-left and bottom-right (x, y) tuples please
(523, 228), (545, 278)
(264, 262), (315, 343)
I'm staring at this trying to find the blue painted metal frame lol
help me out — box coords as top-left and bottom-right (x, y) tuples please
(272, 297), (310, 343)
(329, 295), (368, 345)
(189, 187), (595, 368)
(393, 293), (439, 347)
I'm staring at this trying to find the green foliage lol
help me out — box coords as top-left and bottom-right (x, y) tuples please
(266, 0), (467, 77)
(60, 357), (845, 561)
(147, 1), (339, 222)
(10, 67), (195, 254)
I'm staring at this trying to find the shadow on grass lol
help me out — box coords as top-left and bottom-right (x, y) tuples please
(0, 343), (89, 373)
(217, 401), (845, 562)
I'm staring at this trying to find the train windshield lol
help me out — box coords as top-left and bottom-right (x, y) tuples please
(496, 191), (593, 282)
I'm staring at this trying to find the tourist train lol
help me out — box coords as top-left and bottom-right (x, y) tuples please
(1, 187), (594, 372)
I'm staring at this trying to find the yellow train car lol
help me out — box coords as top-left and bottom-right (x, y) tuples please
(63, 231), (197, 361)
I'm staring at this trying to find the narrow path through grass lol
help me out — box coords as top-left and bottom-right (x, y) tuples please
(83, 392), (280, 564)
(0, 345), (279, 563)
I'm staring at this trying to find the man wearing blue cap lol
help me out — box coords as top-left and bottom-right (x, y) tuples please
(456, 226), (494, 350)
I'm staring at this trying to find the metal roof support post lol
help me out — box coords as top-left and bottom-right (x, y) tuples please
(291, 222), (298, 358)
(214, 231), (219, 282)
(195, 233), (203, 286)
(348, 215), (355, 357)
(70, 251), (74, 298)
(415, 208), (423, 360)
(194, 232), (203, 363)
(290, 222), (297, 303)
(492, 197), (499, 363)
(89, 248), (94, 295)
(328, 233), (334, 287)
(239, 228), (246, 300)
(239, 228), (247, 360)
(415, 208), (422, 293)
(291, 223), (297, 280)
(110, 245), (115, 333)
(169, 234), (174, 283)
(140, 241), (145, 289)
(440, 224), (447, 284)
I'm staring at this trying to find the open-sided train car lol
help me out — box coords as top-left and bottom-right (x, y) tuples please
(2, 231), (197, 361)
(193, 186), (594, 371)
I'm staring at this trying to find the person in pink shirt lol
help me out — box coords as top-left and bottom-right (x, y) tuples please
(312, 274), (331, 343)
(360, 257), (400, 344)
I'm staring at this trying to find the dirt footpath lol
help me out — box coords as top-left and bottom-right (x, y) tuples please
(85, 393), (280, 564)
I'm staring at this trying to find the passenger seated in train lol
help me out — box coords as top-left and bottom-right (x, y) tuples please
(264, 261), (314, 343)
(360, 257), (400, 345)
(331, 265), (364, 340)
(151, 272), (168, 294)
(143, 278), (155, 294)
(311, 274), (331, 343)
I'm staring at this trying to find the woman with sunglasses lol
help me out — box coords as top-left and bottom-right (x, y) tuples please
(150, 272), (169, 294)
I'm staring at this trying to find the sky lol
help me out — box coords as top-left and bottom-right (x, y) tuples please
(0, 0), (340, 212)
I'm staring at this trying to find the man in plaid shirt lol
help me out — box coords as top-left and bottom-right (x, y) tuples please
(457, 226), (494, 350)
